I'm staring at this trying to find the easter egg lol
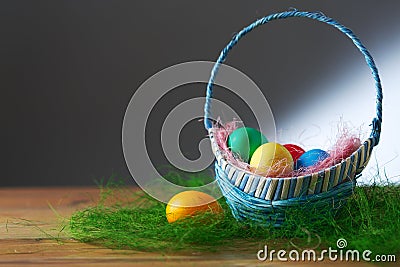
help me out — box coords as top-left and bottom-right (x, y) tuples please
(283, 144), (306, 162)
(296, 149), (330, 169)
(227, 127), (268, 162)
(249, 142), (294, 176)
(166, 191), (223, 223)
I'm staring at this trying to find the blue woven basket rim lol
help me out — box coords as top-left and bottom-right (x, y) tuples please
(208, 128), (377, 201)
(209, 127), (375, 181)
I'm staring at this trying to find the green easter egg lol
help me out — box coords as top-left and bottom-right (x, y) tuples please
(227, 127), (268, 162)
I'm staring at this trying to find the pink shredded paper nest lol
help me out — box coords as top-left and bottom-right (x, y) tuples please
(211, 120), (361, 178)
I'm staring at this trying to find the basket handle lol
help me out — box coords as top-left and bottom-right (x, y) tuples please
(204, 10), (382, 145)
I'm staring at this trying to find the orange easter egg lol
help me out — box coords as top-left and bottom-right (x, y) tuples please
(166, 191), (223, 223)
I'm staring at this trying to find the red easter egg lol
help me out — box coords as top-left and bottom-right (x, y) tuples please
(283, 144), (305, 161)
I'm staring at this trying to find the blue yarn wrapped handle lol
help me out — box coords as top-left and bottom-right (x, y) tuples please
(204, 10), (383, 145)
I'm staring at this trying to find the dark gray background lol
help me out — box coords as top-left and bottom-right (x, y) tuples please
(1, 1), (398, 186)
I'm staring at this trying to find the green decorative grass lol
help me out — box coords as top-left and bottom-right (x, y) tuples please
(69, 171), (400, 256)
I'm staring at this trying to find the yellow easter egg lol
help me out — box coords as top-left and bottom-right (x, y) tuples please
(166, 191), (223, 223)
(249, 142), (294, 176)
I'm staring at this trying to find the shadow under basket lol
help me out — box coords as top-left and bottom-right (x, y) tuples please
(203, 10), (383, 227)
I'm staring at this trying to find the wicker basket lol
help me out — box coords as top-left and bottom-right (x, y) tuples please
(203, 10), (383, 226)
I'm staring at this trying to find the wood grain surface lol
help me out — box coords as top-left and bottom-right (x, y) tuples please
(0, 187), (396, 267)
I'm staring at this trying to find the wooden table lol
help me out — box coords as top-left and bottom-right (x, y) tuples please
(0, 187), (396, 266)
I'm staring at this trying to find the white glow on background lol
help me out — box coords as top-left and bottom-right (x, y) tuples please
(280, 38), (400, 184)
